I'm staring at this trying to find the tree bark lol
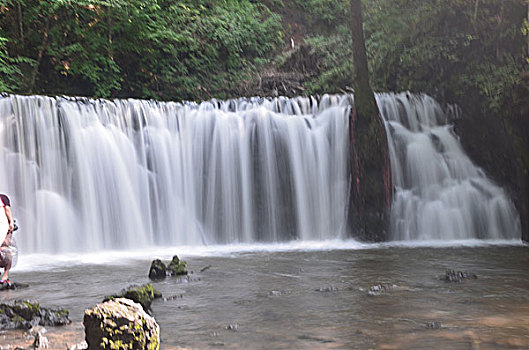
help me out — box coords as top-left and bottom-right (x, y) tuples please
(473, 0), (480, 24)
(17, 2), (23, 45)
(27, 19), (50, 93)
(348, 0), (392, 241)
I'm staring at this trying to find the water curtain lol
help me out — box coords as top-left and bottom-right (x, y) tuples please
(0, 93), (520, 252)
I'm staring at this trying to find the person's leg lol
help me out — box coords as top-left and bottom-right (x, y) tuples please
(1, 265), (10, 281)
(0, 249), (11, 281)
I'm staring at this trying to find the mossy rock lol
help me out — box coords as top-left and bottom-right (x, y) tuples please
(167, 255), (188, 276)
(0, 300), (70, 330)
(148, 259), (166, 280)
(105, 284), (162, 313)
(84, 298), (160, 350)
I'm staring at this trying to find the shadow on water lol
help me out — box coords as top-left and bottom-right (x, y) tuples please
(1, 244), (529, 349)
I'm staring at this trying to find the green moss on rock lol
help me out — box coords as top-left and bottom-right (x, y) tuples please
(105, 283), (162, 313)
(84, 298), (160, 350)
(148, 259), (166, 280)
(167, 255), (188, 276)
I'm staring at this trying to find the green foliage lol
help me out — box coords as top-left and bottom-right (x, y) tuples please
(362, 0), (527, 114)
(0, 35), (27, 92)
(1, 0), (526, 113)
(288, 0), (527, 115)
(0, 0), (282, 100)
(293, 0), (348, 32)
(303, 31), (354, 94)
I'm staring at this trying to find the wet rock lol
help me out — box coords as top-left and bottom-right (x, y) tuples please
(368, 284), (396, 296)
(315, 286), (339, 293)
(148, 259), (166, 280)
(166, 255), (188, 276)
(426, 321), (442, 329)
(104, 283), (162, 313)
(0, 300), (71, 330)
(69, 341), (88, 350)
(84, 298), (160, 350)
(200, 265), (211, 272)
(0, 282), (29, 291)
(269, 290), (282, 297)
(162, 294), (183, 302)
(31, 326), (49, 348)
(148, 255), (188, 280)
(443, 270), (477, 283)
(226, 323), (239, 331)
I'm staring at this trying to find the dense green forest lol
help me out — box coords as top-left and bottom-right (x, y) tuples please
(0, 0), (527, 109)
(1, 0), (528, 236)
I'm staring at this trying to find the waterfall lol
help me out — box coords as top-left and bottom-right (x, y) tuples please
(379, 93), (521, 240)
(0, 93), (520, 253)
(0, 94), (351, 253)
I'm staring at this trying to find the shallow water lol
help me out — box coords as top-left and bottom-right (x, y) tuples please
(2, 242), (529, 349)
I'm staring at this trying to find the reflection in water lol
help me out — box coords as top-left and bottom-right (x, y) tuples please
(2, 245), (528, 349)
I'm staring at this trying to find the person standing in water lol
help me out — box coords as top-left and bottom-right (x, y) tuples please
(0, 193), (15, 285)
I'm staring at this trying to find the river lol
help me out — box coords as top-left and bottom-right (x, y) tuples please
(2, 240), (527, 349)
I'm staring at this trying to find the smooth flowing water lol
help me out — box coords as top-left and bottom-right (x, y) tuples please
(0, 93), (521, 253)
(0, 95), (351, 252)
(380, 94), (521, 240)
(2, 242), (528, 349)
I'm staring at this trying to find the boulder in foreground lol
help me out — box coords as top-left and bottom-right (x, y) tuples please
(84, 298), (160, 350)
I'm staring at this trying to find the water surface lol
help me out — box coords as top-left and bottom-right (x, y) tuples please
(2, 242), (528, 349)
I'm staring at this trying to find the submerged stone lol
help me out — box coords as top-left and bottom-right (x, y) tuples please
(0, 300), (70, 330)
(443, 270), (477, 283)
(0, 282), (29, 291)
(426, 321), (442, 329)
(84, 298), (160, 350)
(368, 284), (396, 296)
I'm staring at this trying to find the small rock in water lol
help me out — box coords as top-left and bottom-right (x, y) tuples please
(368, 284), (396, 296)
(226, 323), (239, 331)
(200, 265), (212, 272)
(443, 270), (477, 283)
(167, 255), (188, 276)
(149, 255), (188, 279)
(316, 286), (339, 293)
(269, 290), (282, 297)
(426, 321), (442, 329)
(148, 259), (167, 280)
(0, 282), (29, 291)
(163, 294), (183, 301)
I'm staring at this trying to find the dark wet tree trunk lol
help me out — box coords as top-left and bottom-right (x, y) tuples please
(348, 0), (392, 241)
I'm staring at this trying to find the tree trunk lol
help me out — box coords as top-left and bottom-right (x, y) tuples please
(17, 2), (23, 45)
(27, 19), (50, 93)
(473, 0), (480, 24)
(348, 0), (392, 241)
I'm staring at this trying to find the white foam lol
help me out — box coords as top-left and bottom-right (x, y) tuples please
(13, 239), (524, 272)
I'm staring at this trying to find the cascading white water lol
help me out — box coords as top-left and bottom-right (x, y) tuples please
(0, 93), (520, 253)
(378, 92), (521, 240)
(0, 94), (351, 253)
